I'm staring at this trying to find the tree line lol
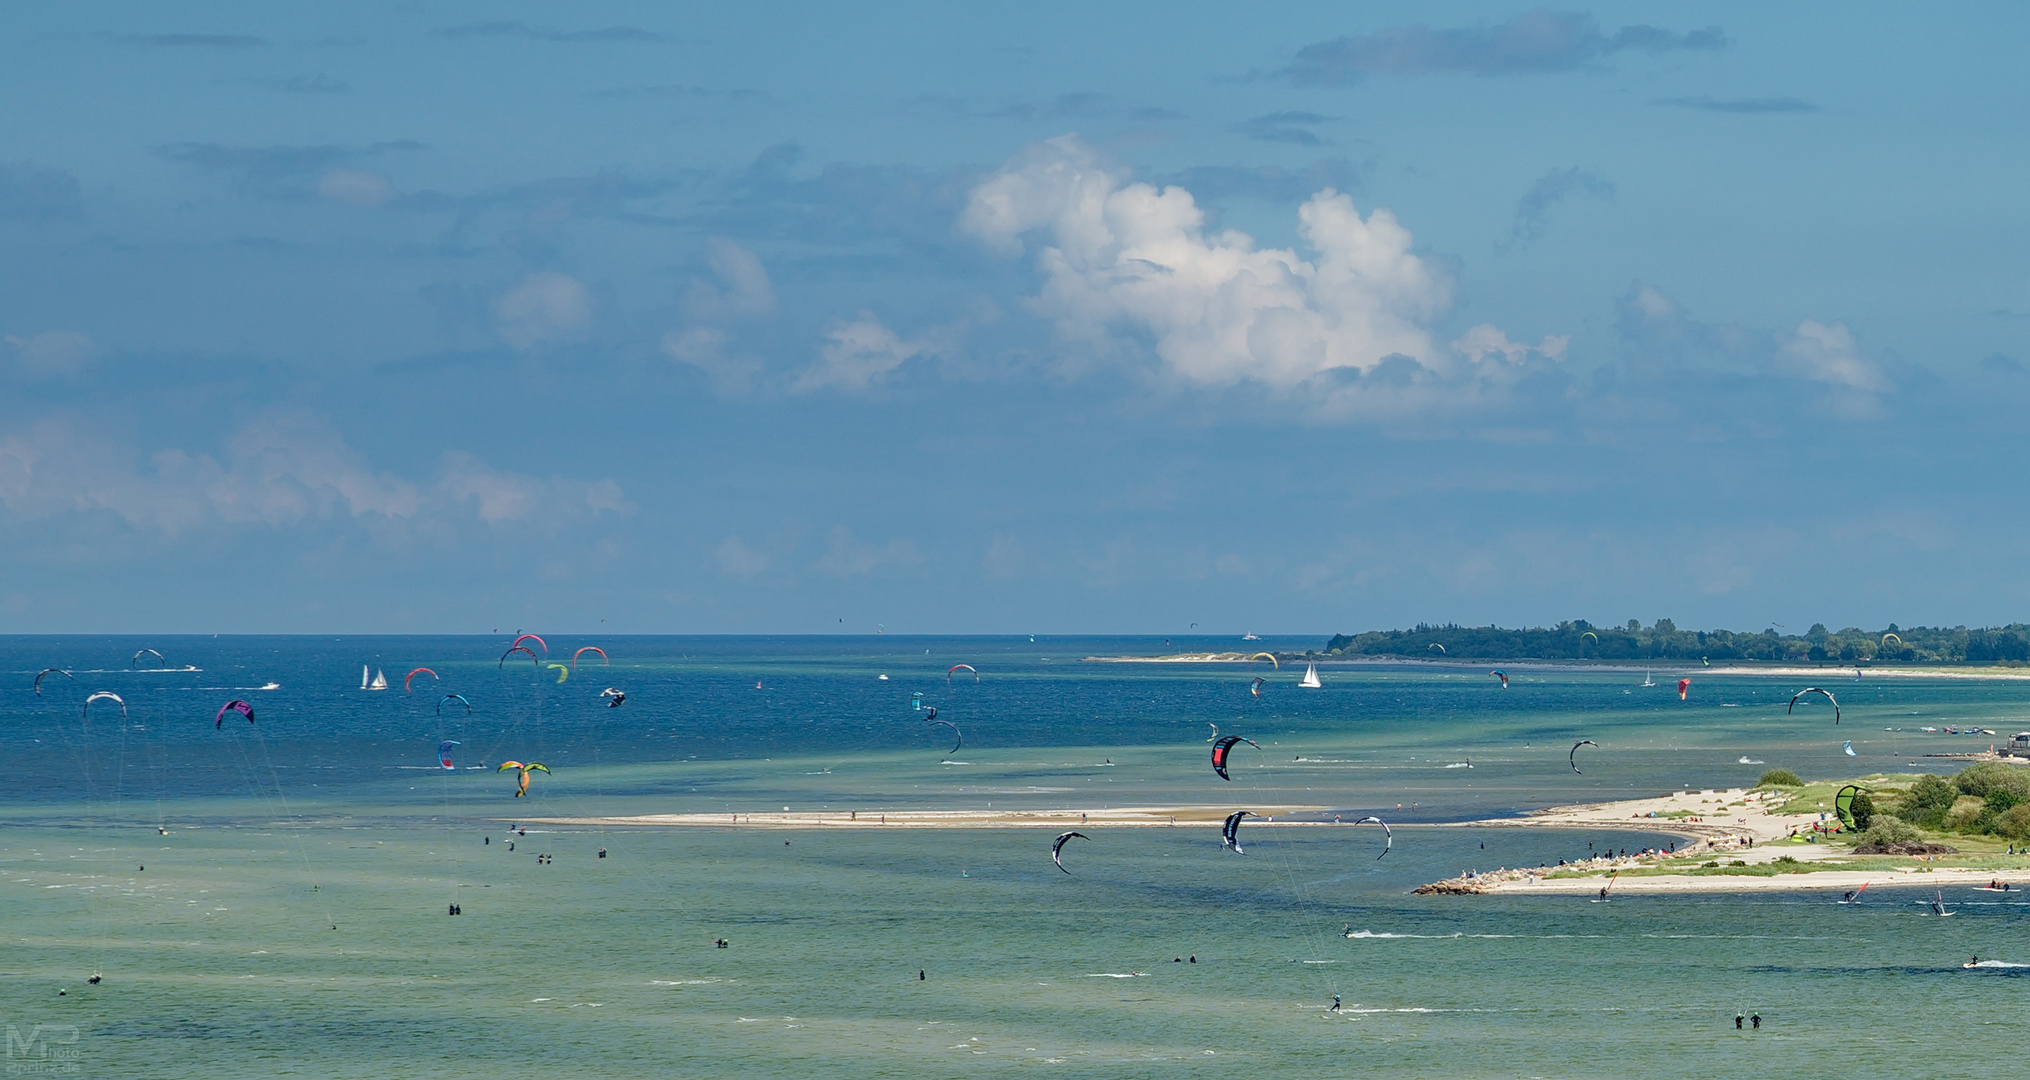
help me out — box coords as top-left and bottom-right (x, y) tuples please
(1317, 620), (2030, 664)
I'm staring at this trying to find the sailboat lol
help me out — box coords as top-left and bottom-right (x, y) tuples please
(361, 665), (370, 690)
(1242, 632), (1261, 641)
(369, 669), (388, 691)
(1300, 663), (1322, 689)
(1642, 669), (1656, 687)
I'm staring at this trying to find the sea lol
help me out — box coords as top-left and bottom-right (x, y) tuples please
(4, 635), (2027, 1079)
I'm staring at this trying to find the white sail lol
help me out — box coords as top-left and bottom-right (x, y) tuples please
(369, 669), (387, 690)
(1300, 663), (1322, 688)
(361, 664), (369, 690)
(1642, 669), (1655, 687)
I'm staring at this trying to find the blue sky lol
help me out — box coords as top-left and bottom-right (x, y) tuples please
(5, 2), (2029, 634)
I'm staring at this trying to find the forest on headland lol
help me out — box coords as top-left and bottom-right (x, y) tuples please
(1316, 620), (2030, 664)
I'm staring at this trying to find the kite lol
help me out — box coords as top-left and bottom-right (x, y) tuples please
(1210, 735), (1259, 781)
(926, 718), (962, 756)
(600, 688), (626, 708)
(948, 664), (979, 684)
(439, 741), (460, 770)
(1051, 830), (1088, 874)
(404, 667), (439, 692)
(1570, 740), (1598, 774)
(1221, 810), (1253, 854)
(33, 668), (73, 695)
(1352, 816), (1392, 859)
(498, 760), (549, 797)
(1788, 687), (1840, 725)
(437, 693), (472, 715)
(82, 691), (126, 719)
(214, 699), (254, 729)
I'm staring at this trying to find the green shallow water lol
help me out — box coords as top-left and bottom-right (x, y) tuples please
(7, 637), (2030, 1077)
(7, 820), (2030, 1079)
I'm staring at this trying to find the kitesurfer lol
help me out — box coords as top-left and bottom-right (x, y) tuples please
(1735, 1013), (1744, 1029)
(1330, 995), (1340, 1012)
(1750, 1013), (1761, 1029)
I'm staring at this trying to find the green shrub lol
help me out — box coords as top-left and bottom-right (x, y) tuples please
(1953, 762), (2030, 800)
(1945, 796), (1988, 832)
(1701, 861), (1719, 868)
(1759, 768), (1804, 787)
(1849, 789), (1877, 831)
(1730, 860), (1747, 867)
(1996, 803), (2030, 841)
(1856, 815), (1921, 848)
(1899, 775), (1960, 828)
(1773, 855), (1800, 865)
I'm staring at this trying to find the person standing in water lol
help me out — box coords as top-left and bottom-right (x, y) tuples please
(1735, 1013), (1744, 1029)
(1750, 1013), (1761, 1029)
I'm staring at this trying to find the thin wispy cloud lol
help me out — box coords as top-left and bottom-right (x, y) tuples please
(591, 84), (711, 99)
(1509, 167), (1613, 245)
(271, 74), (351, 95)
(1653, 95), (1817, 114)
(107, 32), (266, 49)
(1149, 159), (1367, 204)
(157, 140), (424, 199)
(991, 92), (1114, 120)
(1285, 10), (1724, 84)
(1231, 111), (1336, 145)
(0, 161), (84, 221)
(433, 21), (666, 43)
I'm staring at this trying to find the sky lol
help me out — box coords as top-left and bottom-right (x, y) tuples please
(5, 2), (2030, 635)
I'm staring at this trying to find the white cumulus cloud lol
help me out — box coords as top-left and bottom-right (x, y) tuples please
(1778, 319), (1887, 394)
(962, 136), (1470, 388)
(794, 314), (923, 392)
(683, 238), (778, 320)
(494, 272), (594, 349)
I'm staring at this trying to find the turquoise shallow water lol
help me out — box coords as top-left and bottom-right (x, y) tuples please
(6, 637), (2029, 1078)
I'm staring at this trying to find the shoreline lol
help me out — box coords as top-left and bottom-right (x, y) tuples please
(513, 788), (2030, 897)
(1081, 654), (2030, 680)
(505, 805), (1331, 829)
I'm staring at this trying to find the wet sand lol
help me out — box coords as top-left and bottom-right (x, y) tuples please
(508, 806), (1330, 829)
